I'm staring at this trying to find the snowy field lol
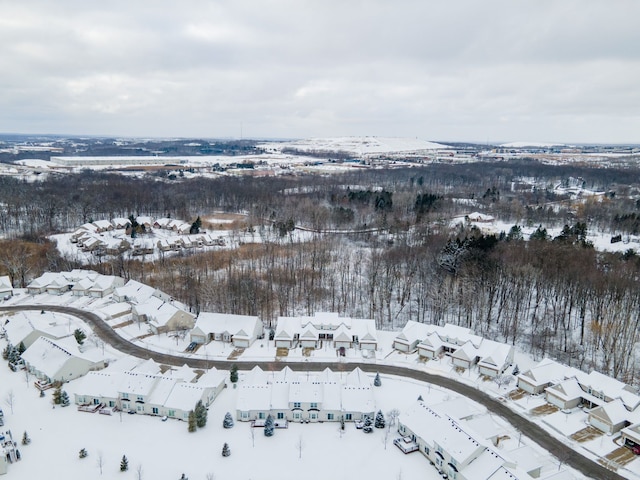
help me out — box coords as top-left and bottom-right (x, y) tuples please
(1, 365), (467, 480)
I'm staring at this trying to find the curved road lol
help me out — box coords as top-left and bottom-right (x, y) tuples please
(0, 305), (617, 479)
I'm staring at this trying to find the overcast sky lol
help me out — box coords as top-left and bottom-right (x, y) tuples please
(1, 1), (639, 144)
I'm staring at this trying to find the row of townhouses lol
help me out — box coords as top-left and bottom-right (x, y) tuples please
(398, 399), (571, 480)
(517, 358), (640, 443)
(236, 366), (375, 424)
(393, 321), (515, 378)
(72, 358), (226, 421)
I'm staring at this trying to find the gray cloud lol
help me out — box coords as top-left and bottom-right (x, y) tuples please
(1, 0), (639, 143)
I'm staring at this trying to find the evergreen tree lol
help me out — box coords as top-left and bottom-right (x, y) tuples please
(120, 455), (129, 472)
(74, 328), (87, 345)
(223, 412), (234, 429)
(264, 414), (275, 437)
(362, 415), (373, 433)
(1, 343), (12, 361)
(188, 410), (197, 432)
(221, 442), (231, 457)
(78, 448), (88, 459)
(195, 400), (207, 428)
(21, 431), (30, 445)
(52, 386), (62, 405)
(417, 395), (423, 402)
(60, 390), (70, 407)
(512, 364), (520, 376)
(229, 364), (238, 383)
(374, 410), (385, 429)
(17, 342), (26, 355)
(190, 216), (202, 234)
(7, 345), (19, 364)
(374, 372), (381, 387)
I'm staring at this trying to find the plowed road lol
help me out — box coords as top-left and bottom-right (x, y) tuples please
(0, 305), (621, 480)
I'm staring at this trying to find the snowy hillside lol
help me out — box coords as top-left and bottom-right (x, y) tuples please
(260, 136), (449, 155)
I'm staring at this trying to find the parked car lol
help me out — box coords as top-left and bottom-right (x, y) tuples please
(630, 443), (640, 455)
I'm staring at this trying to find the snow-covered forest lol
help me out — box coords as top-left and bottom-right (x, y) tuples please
(1, 159), (639, 384)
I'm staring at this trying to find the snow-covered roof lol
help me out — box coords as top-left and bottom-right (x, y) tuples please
(71, 371), (121, 400)
(3, 310), (72, 346)
(193, 312), (261, 337)
(429, 397), (485, 421)
(92, 219), (113, 230)
(545, 377), (585, 402)
(21, 336), (97, 380)
(88, 275), (123, 292)
(118, 371), (159, 397)
(477, 341), (514, 369)
(0, 275), (12, 292)
(113, 279), (156, 304)
(590, 398), (635, 426)
(399, 402), (485, 465)
(518, 358), (574, 387)
(274, 313), (376, 344)
(163, 382), (211, 412)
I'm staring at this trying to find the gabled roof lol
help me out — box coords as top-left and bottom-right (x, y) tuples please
(451, 341), (478, 361)
(478, 342), (513, 368)
(22, 336), (96, 380)
(518, 358), (573, 386)
(0, 275), (12, 291)
(399, 402), (485, 465)
(590, 398), (633, 426)
(194, 312), (261, 337)
(545, 377), (584, 401)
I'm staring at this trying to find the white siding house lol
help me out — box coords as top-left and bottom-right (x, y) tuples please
(190, 312), (264, 348)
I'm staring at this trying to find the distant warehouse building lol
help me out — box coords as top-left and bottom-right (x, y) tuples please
(51, 156), (190, 167)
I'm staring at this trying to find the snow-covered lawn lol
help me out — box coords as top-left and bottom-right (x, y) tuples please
(1, 366), (449, 480)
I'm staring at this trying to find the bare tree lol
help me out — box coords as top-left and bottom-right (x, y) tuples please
(296, 435), (304, 459)
(136, 464), (144, 480)
(206, 473), (215, 480)
(387, 409), (400, 427)
(383, 427), (390, 450)
(96, 451), (104, 475)
(4, 390), (15, 414)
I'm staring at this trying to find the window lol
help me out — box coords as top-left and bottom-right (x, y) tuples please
(277, 412), (284, 420)
(137, 395), (144, 402)
(310, 413), (317, 420)
(258, 412), (265, 419)
(122, 393), (129, 400)
(93, 398), (100, 405)
(293, 402), (301, 408)
(327, 413), (334, 420)
(168, 410), (175, 417)
(241, 412), (249, 419)
(310, 402), (318, 409)
(424, 446), (430, 455)
(293, 412), (301, 420)
(345, 413), (352, 421)
(137, 405), (143, 412)
(152, 407), (159, 414)
(109, 401), (115, 408)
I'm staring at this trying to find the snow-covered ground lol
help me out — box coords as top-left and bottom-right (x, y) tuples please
(3, 291), (640, 479)
(259, 136), (450, 155)
(0, 354), (589, 480)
